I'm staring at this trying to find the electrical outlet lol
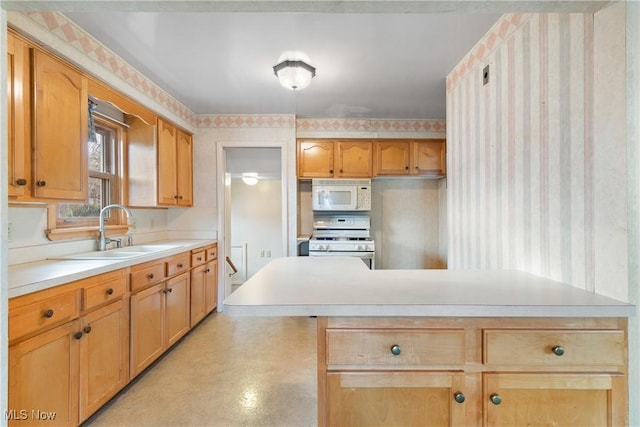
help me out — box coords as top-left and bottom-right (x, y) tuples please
(260, 250), (265, 258)
(266, 250), (271, 258)
(130, 217), (137, 230)
(7, 222), (13, 242)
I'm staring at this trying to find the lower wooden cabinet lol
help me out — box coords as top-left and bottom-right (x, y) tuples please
(190, 259), (218, 326)
(130, 272), (191, 378)
(327, 371), (466, 426)
(318, 317), (628, 427)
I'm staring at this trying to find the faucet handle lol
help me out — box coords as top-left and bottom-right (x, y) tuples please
(126, 233), (134, 247)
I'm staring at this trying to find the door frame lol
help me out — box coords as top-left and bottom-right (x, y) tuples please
(216, 141), (296, 307)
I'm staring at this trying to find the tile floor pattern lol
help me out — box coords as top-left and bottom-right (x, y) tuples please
(83, 313), (318, 427)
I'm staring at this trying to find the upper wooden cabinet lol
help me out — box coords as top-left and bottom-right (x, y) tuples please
(32, 50), (88, 201)
(157, 119), (193, 206)
(7, 32), (30, 199)
(375, 139), (446, 177)
(297, 139), (373, 178)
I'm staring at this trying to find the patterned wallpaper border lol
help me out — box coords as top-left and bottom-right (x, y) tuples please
(446, 13), (527, 90)
(20, 12), (197, 126)
(197, 115), (296, 128)
(296, 118), (446, 133)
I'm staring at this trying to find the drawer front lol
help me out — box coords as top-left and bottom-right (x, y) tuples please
(483, 329), (626, 366)
(9, 291), (79, 341)
(130, 262), (166, 292)
(83, 275), (127, 311)
(191, 250), (206, 268)
(167, 253), (190, 277)
(206, 245), (218, 261)
(326, 329), (465, 367)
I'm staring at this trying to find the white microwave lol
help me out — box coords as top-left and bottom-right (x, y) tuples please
(311, 179), (371, 211)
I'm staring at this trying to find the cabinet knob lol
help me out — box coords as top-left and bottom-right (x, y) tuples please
(106, 288), (114, 295)
(179, 195), (183, 200)
(16, 178), (27, 186)
(43, 309), (54, 318)
(177, 263), (183, 269)
(405, 166), (409, 170)
(329, 169), (333, 174)
(415, 166), (419, 170)
(204, 268), (210, 273)
(167, 287), (173, 293)
(552, 345), (565, 356)
(36, 180), (46, 187)
(340, 169), (343, 173)
(454, 392), (466, 404)
(390, 344), (401, 356)
(197, 257), (202, 261)
(490, 394), (502, 405)
(173, 195), (179, 199)
(83, 326), (92, 334)
(74, 332), (83, 340)
(147, 273), (154, 280)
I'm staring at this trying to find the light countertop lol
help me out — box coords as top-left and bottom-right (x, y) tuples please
(223, 257), (635, 318)
(8, 239), (216, 298)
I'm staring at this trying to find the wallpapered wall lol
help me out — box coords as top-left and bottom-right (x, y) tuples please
(446, 5), (627, 301)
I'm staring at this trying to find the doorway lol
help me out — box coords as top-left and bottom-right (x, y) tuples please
(216, 142), (295, 304)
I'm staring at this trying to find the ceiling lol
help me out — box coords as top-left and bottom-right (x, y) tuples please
(63, 11), (501, 119)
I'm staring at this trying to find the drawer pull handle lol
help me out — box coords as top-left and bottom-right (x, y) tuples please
(390, 345), (401, 356)
(83, 326), (92, 334)
(177, 263), (184, 269)
(204, 269), (210, 273)
(197, 257), (202, 261)
(43, 309), (54, 318)
(74, 332), (83, 340)
(490, 394), (502, 405)
(16, 178), (27, 186)
(552, 345), (565, 356)
(106, 288), (114, 295)
(36, 180), (46, 187)
(147, 273), (154, 280)
(454, 392), (465, 404)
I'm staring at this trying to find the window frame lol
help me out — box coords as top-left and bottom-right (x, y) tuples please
(46, 115), (129, 241)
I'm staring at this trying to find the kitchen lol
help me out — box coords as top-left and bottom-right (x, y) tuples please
(1, 1), (639, 426)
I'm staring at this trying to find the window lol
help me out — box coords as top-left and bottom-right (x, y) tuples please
(46, 115), (128, 240)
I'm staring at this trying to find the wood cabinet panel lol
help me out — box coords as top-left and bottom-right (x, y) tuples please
(374, 139), (446, 177)
(204, 260), (218, 314)
(327, 371), (466, 426)
(8, 321), (80, 427)
(7, 32), (30, 198)
(375, 140), (411, 175)
(191, 250), (206, 268)
(298, 140), (334, 178)
(335, 140), (372, 178)
(9, 290), (80, 342)
(165, 273), (191, 347)
(130, 282), (165, 378)
(190, 264), (207, 327)
(157, 119), (192, 206)
(81, 272), (127, 311)
(483, 329), (626, 366)
(79, 299), (129, 422)
(326, 329), (465, 367)
(412, 140), (446, 176)
(167, 253), (190, 277)
(484, 373), (626, 427)
(176, 129), (193, 206)
(32, 50), (88, 201)
(130, 260), (166, 292)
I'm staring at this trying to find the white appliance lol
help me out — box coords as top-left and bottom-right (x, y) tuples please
(312, 179), (371, 211)
(309, 215), (375, 269)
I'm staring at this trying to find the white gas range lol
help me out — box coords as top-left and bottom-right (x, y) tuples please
(308, 215), (375, 269)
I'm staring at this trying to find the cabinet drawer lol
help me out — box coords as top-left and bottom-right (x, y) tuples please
(167, 253), (190, 277)
(206, 245), (218, 261)
(130, 261), (166, 292)
(483, 329), (626, 366)
(82, 275), (127, 311)
(191, 250), (206, 267)
(326, 329), (465, 367)
(9, 290), (80, 341)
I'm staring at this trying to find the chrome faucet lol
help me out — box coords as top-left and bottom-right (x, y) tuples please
(98, 204), (133, 251)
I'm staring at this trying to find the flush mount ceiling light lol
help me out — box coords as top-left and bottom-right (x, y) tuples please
(273, 60), (316, 90)
(242, 172), (259, 186)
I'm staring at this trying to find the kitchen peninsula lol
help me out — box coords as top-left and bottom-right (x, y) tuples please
(224, 257), (634, 426)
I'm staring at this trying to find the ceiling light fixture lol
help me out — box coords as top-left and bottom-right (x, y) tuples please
(242, 172), (259, 186)
(273, 60), (316, 90)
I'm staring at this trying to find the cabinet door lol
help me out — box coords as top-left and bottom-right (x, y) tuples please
(484, 373), (627, 427)
(412, 140), (446, 176)
(157, 118), (178, 205)
(298, 140), (334, 178)
(130, 282), (165, 378)
(33, 50), (88, 200)
(176, 129), (193, 206)
(190, 264), (207, 327)
(79, 299), (129, 423)
(8, 321), (80, 427)
(204, 260), (218, 314)
(7, 33), (29, 198)
(336, 140), (372, 178)
(326, 371), (466, 426)
(165, 272), (191, 348)
(375, 141), (411, 176)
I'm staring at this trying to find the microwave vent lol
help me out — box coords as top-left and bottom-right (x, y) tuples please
(312, 179), (371, 186)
